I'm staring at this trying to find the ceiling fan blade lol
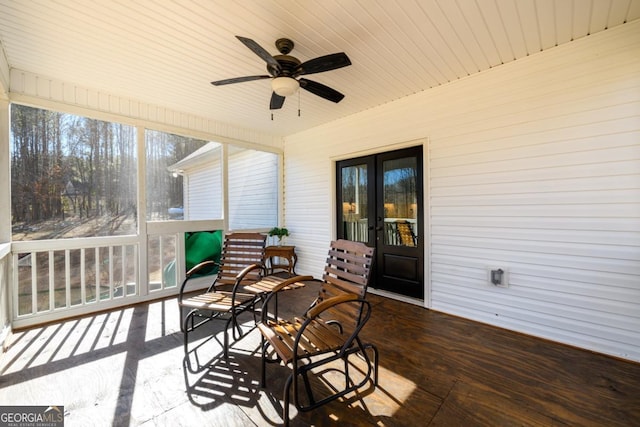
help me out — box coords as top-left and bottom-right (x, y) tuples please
(296, 53), (351, 76)
(211, 75), (271, 86)
(236, 36), (281, 75)
(299, 78), (345, 103)
(270, 92), (285, 110)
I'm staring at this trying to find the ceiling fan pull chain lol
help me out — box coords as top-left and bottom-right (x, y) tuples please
(298, 90), (301, 117)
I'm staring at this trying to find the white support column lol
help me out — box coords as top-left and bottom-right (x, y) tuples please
(0, 40), (9, 100)
(137, 127), (148, 296)
(0, 99), (11, 347)
(0, 100), (9, 242)
(222, 144), (229, 232)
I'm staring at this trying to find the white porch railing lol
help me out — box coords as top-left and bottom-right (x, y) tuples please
(1, 243), (11, 341)
(11, 235), (141, 328)
(9, 220), (224, 328)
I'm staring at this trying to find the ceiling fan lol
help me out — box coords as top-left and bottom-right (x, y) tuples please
(211, 36), (351, 110)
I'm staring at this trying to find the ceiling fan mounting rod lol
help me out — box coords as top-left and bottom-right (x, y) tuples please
(275, 38), (294, 54)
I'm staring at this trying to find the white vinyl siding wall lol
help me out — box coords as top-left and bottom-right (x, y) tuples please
(184, 162), (222, 220)
(283, 21), (640, 361)
(178, 148), (279, 229)
(228, 149), (279, 230)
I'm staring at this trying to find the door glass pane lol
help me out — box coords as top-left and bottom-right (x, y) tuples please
(383, 157), (418, 246)
(341, 164), (368, 242)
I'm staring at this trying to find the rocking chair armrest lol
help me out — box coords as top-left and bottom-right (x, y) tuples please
(186, 260), (219, 278)
(259, 275), (315, 322)
(178, 260), (220, 302)
(224, 263), (266, 297)
(234, 263), (266, 284)
(270, 275), (315, 294)
(292, 295), (371, 364)
(306, 293), (359, 318)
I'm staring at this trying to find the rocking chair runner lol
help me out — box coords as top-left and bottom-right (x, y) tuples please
(179, 232), (267, 358)
(257, 239), (377, 425)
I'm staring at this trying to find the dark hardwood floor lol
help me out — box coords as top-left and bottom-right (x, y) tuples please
(1, 281), (639, 426)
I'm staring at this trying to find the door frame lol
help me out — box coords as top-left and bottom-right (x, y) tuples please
(331, 138), (430, 308)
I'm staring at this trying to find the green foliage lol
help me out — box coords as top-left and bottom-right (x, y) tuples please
(268, 227), (289, 238)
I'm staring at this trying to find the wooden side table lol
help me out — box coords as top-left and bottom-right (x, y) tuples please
(265, 245), (297, 275)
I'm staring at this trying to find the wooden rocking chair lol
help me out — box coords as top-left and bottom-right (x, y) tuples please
(179, 232), (267, 358)
(257, 239), (377, 425)
(396, 220), (417, 247)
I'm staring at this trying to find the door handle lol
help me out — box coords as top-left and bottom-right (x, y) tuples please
(375, 226), (383, 231)
(368, 225), (374, 231)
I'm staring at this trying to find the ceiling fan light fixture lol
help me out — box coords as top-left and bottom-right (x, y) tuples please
(271, 77), (299, 96)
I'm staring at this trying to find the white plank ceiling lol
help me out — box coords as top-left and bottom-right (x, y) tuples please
(0, 0), (638, 137)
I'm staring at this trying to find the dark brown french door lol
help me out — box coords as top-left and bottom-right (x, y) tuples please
(336, 146), (424, 299)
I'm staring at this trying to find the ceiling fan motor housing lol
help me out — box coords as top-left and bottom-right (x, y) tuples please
(270, 55), (301, 77)
(266, 38), (301, 77)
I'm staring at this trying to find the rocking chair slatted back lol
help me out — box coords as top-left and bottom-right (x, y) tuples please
(214, 232), (267, 288)
(321, 239), (375, 298)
